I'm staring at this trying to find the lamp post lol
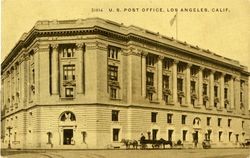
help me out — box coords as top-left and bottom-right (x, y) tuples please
(6, 126), (12, 149)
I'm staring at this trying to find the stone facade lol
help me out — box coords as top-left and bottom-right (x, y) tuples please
(1, 18), (250, 149)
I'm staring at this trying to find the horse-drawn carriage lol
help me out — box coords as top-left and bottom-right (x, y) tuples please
(140, 138), (173, 149)
(121, 138), (173, 149)
(240, 139), (250, 148)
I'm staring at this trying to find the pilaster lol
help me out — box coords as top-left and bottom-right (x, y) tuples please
(230, 76), (235, 109)
(51, 44), (59, 95)
(220, 73), (225, 109)
(186, 63), (192, 105)
(141, 51), (148, 98)
(76, 43), (85, 94)
(172, 60), (179, 104)
(157, 56), (164, 101)
(209, 70), (215, 108)
(198, 66), (204, 106)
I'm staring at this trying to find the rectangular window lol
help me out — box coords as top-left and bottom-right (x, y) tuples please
(146, 55), (155, 66)
(236, 134), (239, 142)
(182, 130), (187, 141)
(62, 48), (75, 58)
(168, 130), (173, 141)
(225, 76), (229, 84)
(65, 88), (74, 98)
(110, 88), (117, 99)
(108, 65), (118, 81)
(163, 59), (171, 70)
(178, 97), (182, 105)
(229, 132), (232, 141)
(191, 99), (195, 106)
(228, 119), (231, 127)
(167, 114), (173, 124)
(240, 80), (244, 89)
(146, 72), (154, 86)
(191, 81), (196, 93)
(112, 110), (119, 121)
(151, 112), (157, 123)
(113, 128), (120, 141)
(14, 132), (17, 142)
(218, 118), (222, 127)
(163, 95), (168, 103)
(240, 92), (243, 102)
(207, 130), (212, 140)
(214, 102), (217, 108)
(191, 68), (196, 76)
(152, 129), (158, 141)
(214, 74), (219, 81)
(162, 75), (169, 89)
(203, 100), (207, 106)
(207, 117), (211, 126)
(224, 88), (228, 99)
(32, 69), (35, 84)
(203, 84), (207, 95)
(181, 115), (186, 125)
(177, 64), (184, 73)
(203, 71), (208, 79)
(47, 132), (52, 144)
(219, 131), (223, 141)
(177, 78), (183, 91)
(63, 65), (75, 81)
(146, 91), (153, 101)
(214, 86), (218, 97)
(108, 46), (120, 60)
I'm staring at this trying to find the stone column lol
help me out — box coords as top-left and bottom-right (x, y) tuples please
(209, 70), (215, 108)
(172, 60), (178, 104)
(186, 63), (192, 105)
(141, 52), (147, 98)
(220, 73), (225, 109)
(157, 56), (164, 101)
(198, 67), (204, 106)
(230, 76), (234, 109)
(51, 44), (59, 95)
(76, 43), (85, 94)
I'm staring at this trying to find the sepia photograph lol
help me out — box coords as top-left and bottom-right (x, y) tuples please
(1, 0), (250, 157)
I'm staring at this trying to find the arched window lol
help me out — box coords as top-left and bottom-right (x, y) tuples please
(193, 117), (201, 125)
(60, 111), (76, 121)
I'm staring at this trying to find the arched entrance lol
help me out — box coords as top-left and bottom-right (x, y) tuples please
(59, 111), (76, 145)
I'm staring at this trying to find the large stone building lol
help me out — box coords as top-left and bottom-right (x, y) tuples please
(1, 18), (250, 149)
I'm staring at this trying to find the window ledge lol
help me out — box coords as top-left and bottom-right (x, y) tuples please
(110, 98), (122, 101)
(150, 100), (160, 104)
(163, 69), (171, 73)
(61, 97), (75, 100)
(193, 105), (201, 109)
(61, 57), (77, 60)
(166, 103), (174, 106)
(206, 106), (213, 110)
(180, 104), (188, 107)
(108, 58), (120, 62)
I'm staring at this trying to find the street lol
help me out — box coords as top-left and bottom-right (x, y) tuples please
(1, 148), (250, 158)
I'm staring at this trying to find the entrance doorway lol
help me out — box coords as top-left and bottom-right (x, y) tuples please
(193, 131), (198, 142)
(193, 131), (199, 147)
(63, 129), (73, 145)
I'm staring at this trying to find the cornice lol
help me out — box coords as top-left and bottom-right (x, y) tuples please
(1, 18), (249, 76)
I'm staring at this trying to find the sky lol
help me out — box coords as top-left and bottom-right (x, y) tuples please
(1, 0), (250, 70)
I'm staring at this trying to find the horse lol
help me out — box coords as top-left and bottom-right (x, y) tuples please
(159, 138), (173, 148)
(121, 139), (139, 149)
